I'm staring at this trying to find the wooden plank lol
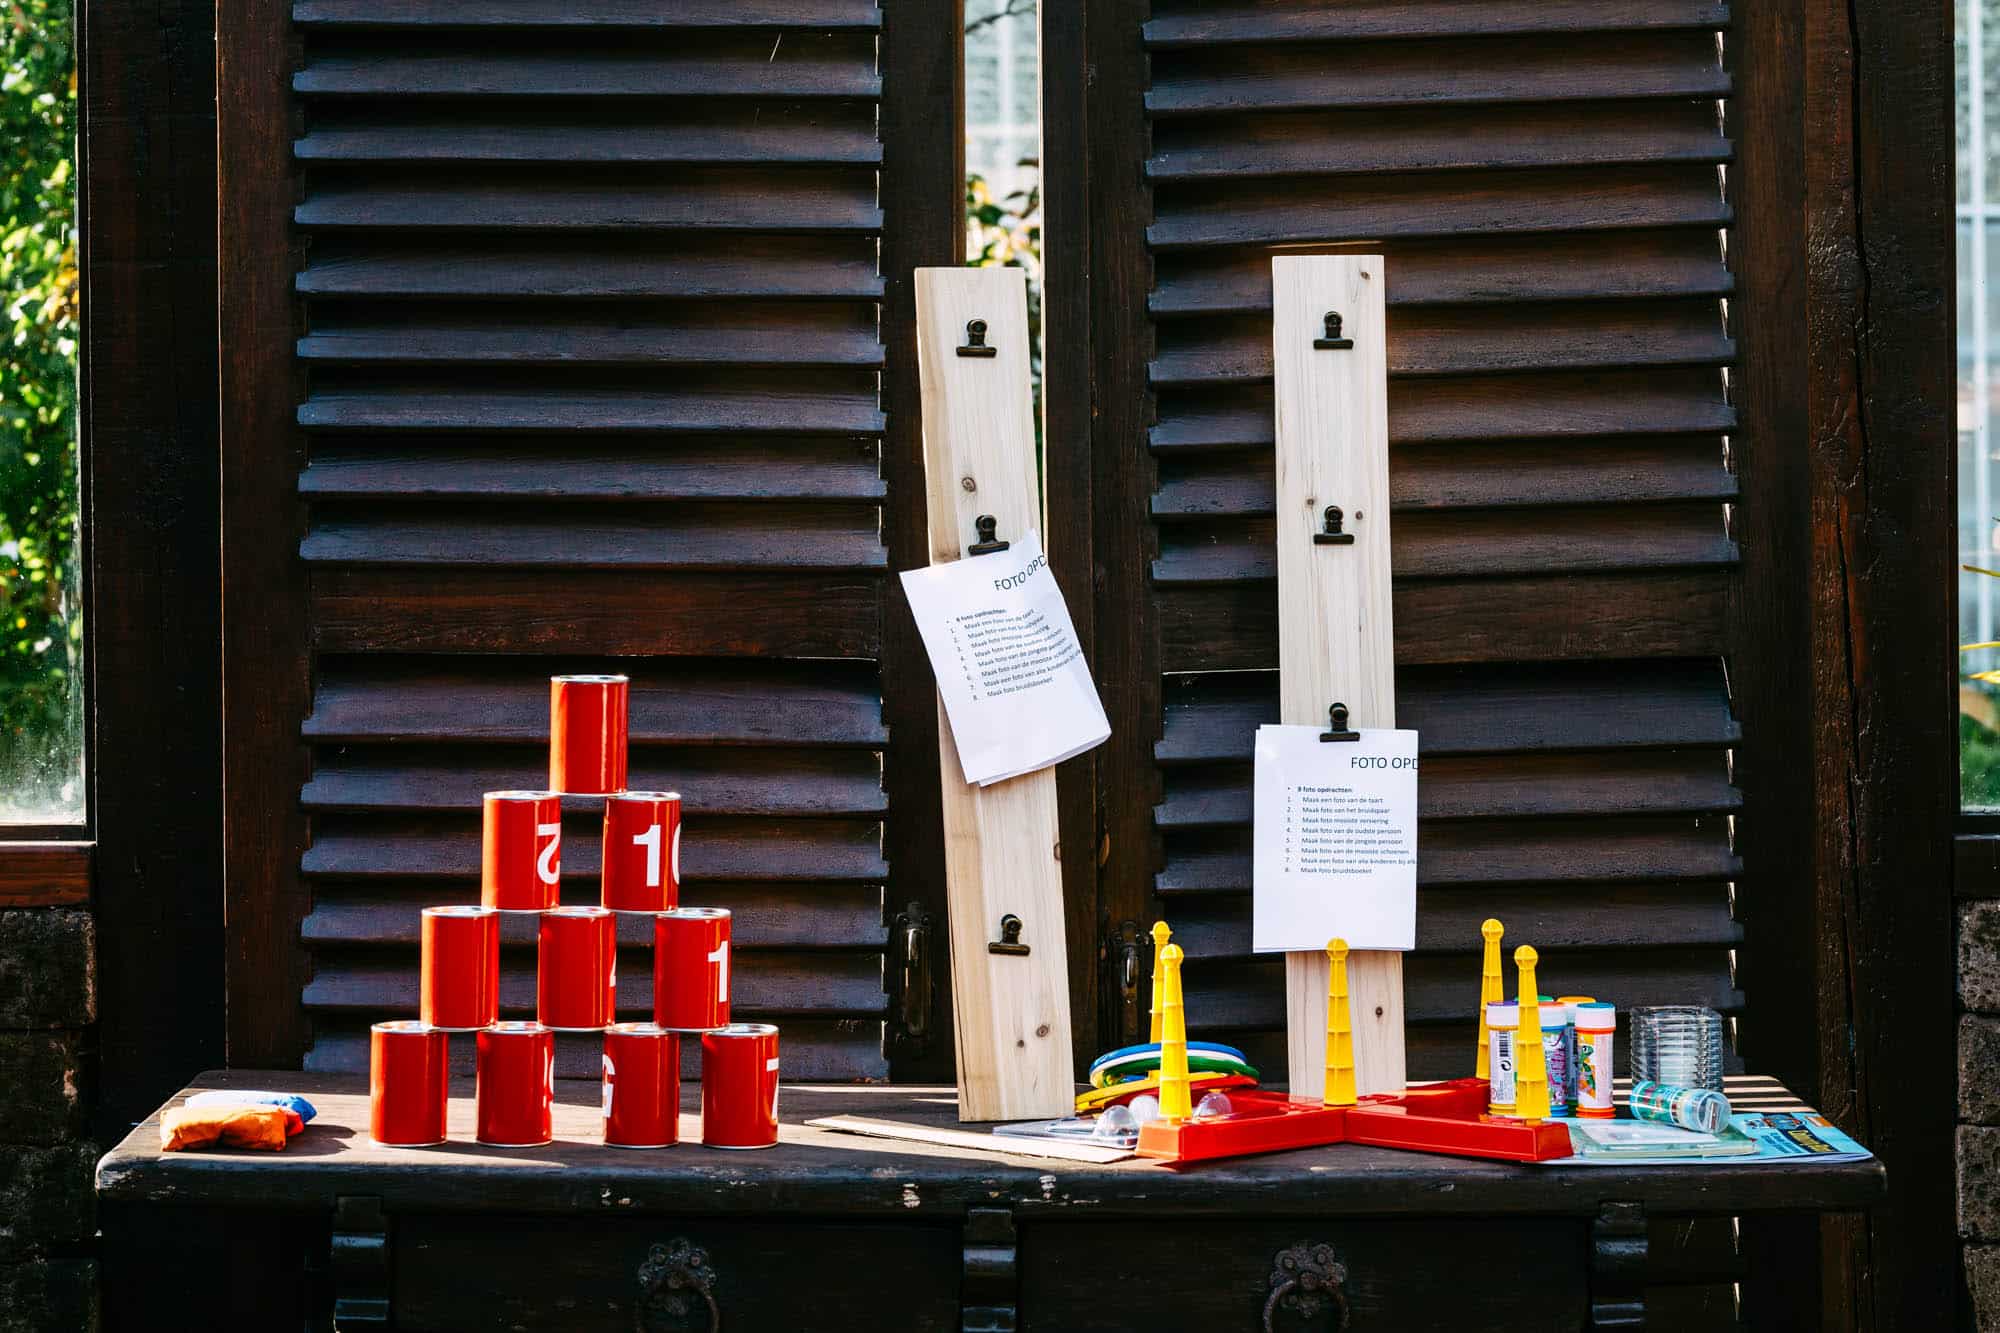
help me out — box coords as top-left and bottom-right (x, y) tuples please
(1142, 1), (1730, 46)
(914, 266), (1076, 1121)
(294, 45), (881, 100)
(808, 1116), (1134, 1163)
(297, 382), (885, 435)
(294, 171), (882, 232)
(297, 112), (882, 166)
(292, 0), (882, 28)
(0, 844), (91, 907)
(1270, 254), (1403, 1096)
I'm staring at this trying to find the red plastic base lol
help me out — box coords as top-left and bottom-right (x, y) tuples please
(1134, 1078), (1574, 1166)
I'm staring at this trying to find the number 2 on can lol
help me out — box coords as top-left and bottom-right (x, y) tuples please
(535, 823), (562, 885)
(709, 939), (730, 1004)
(633, 822), (661, 887)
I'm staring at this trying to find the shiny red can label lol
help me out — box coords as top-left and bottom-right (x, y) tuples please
(482, 790), (562, 911)
(538, 906), (617, 1030)
(653, 907), (731, 1031)
(475, 1022), (554, 1147)
(550, 674), (629, 795)
(601, 791), (681, 913)
(602, 1022), (680, 1148)
(420, 905), (499, 1031)
(370, 1020), (449, 1146)
(701, 1023), (779, 1149)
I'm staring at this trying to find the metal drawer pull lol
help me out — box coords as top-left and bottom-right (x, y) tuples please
(1263, 1242), (1349, 1331)
(636, 1239), (720, 1332)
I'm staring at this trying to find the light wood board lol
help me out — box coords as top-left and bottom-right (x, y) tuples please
(913, 266), (1077, 1122)
(805, 1115), (1135, 1164)
(1271, 255), (1408, 1097)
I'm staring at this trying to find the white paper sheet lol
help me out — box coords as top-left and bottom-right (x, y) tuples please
(899, 532), (1111, 786)
(1252, 723), (1418, 952)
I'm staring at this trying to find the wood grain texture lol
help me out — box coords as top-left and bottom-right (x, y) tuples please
(0, 845), (90, 907)
(1270, 256), (1403, 1097)
(914, 267), (1075, 1121)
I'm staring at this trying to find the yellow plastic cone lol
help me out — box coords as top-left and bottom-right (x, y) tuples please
(1513, 946), (1550, 1122)
(1158, 943), (1192, 1122)
(1477, 919), (1505, 1079)
(1149, 921), (1172, 1044)
(1323, 938), (1356, 1107)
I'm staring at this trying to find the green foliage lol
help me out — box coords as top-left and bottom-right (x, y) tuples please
(1965, 709), (2000, 808)
(0, 0), (81, 818)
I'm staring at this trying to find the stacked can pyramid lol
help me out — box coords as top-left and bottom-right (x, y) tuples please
(369, 674), (782, 1151)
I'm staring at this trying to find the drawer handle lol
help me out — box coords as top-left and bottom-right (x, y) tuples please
(635, 1238), (720, 1332)
(1263, 1242), (1349, 1332)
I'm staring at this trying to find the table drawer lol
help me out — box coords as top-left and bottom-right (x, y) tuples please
(1019, 1217), (1587, 1332)
(393, 1214), (961, 1332)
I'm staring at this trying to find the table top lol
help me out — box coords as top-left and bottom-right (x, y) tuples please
(96, 1070), (1885, 1222)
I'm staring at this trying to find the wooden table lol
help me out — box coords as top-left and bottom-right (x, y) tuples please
(96, 1070), (1883, 1331)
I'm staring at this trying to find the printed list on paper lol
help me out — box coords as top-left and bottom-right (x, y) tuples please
(1252, 724), (1419, 952)
(899, 531), (1111, 786)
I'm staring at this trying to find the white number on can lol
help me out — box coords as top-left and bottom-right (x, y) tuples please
(768, 1056), (780, 1120)
(535, 822), (562, 885)
(601, 1053), (615, 1118)
(709, 940), (730, 1004)
(633, 823), (662, 887)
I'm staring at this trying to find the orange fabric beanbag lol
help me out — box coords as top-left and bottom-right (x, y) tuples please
(160, 1103), (291, 1152)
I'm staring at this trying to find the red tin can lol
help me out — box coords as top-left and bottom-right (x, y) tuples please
(475, 1021), (554, 1147)
(601, 791), (681, 913)
(482, 790), (562, 912)
(653, 907), (731, 1031)
(701, 1023), (780, 1150)
(369, 1020), (449, 1146)
(602, 1022), (681, 1149)
(538, 905), (617, 1031)
(420, 905), (499, 1031)
(550, 674), (629, 795)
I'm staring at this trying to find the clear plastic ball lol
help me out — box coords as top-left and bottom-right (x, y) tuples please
(1127, 1094), (1162, 1125)
(1194, 1091), (1235, 1119)
(1092, 1104), (1139, 1140)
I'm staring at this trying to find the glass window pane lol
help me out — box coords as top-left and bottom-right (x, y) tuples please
(0, 0), (83, 823)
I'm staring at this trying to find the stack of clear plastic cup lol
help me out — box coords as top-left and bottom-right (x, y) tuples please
(1628, 1005), (1725, 1092)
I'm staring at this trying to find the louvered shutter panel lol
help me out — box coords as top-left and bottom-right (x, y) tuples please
(287, 0), (893, 1079)
(1132, 1), (1742, 1081)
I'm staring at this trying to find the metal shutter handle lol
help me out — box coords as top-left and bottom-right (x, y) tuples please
(636, 1239), (720, 1332)
(1262, 1242), (1350, 1331)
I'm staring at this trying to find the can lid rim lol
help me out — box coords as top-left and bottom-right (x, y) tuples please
(552, 674), (630, 684)
(485, 789), (561, 800)
(659, 907), (730, 919)
(611, 790), (682, 802)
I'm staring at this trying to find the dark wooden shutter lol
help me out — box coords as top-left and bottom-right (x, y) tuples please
(1081, 0), (1743, 1082)
(283, 0), (897, 1079)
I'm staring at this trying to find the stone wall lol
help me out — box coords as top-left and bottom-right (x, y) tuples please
(0, 908), (98, 1330)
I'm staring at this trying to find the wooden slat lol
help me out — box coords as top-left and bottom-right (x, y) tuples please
(296, 238), (884, 301)
(0, 844), (91, 907)
(1149, 104), (1729, 181)
(302, 954), (886, 1017)
(1149, 167), (1731, 251)
(1150, 232), (1732, 316)
(1168, 884), (1742, 959)
(302, 1018), (886, 1082)
(300, 440), (886, 503)
(304, 659), (885, 747)
(294, 0), (882, 30)
(303, 883), (887, 949)
(1152, 301), (1735, 384)
(296, 108), (881, 166)
(302, 816), (887, 882)
(1152, 372), (1735, 452)
(300, 748), (885, 817)
(1143, 1), (1730, 46)
(300, 505), (887, 571)
(297, 382), (885, 435)
(298, 307), (884, 368)
(1153, 439), (1736, 516)
(295, 171), (881, 233)
(1156, 662), (1740, 763)
(295, 43), (880, 100)
(1147, 37), (1727, 116)
(1156, 751), (1740, 827)
(1158, 570), (1734, 670)
(310, 569), (882, 658)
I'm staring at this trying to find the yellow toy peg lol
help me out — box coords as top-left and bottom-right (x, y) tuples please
(1513, 945), (1550, 1122)
(1477, 918), (1505, 1079)
(1323, 938), (1356, 1107)
(1149, 921), (1173, 1043)
(1158, 943), (1193, 1122)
